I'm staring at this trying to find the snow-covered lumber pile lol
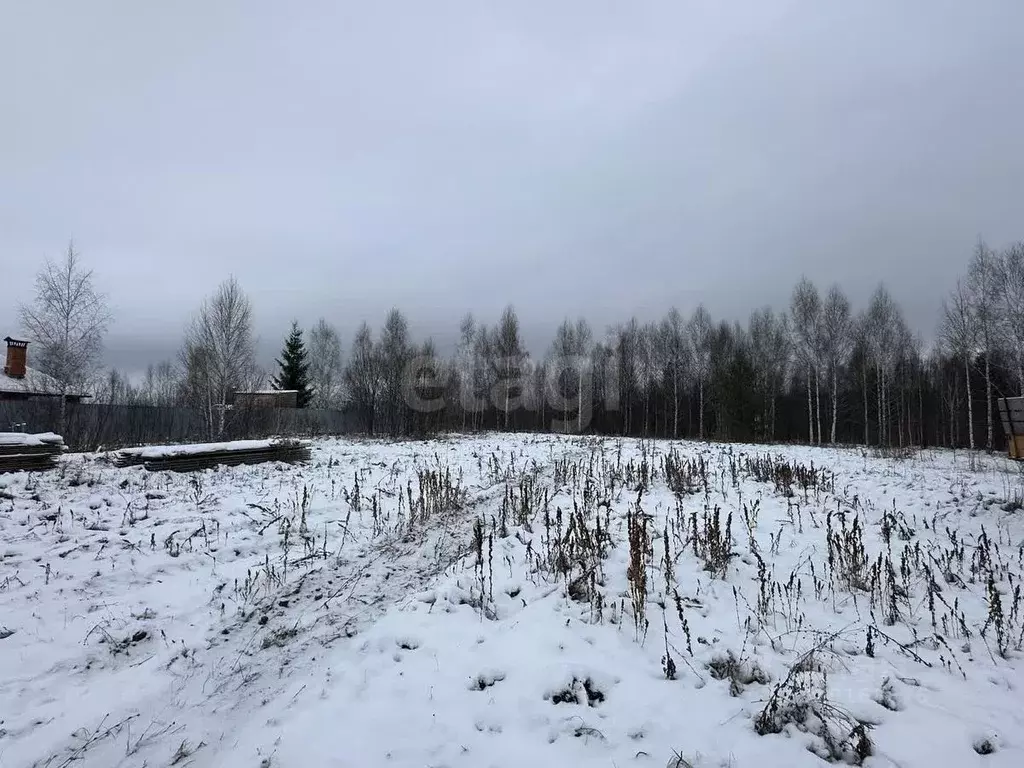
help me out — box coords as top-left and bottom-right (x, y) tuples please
(111, 437), (311, 471)
(0, 432), (67, 473)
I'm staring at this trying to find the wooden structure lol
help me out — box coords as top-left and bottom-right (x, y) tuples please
(0, 432), (67, 473)
(111, 438), (311, 472)
(997, 397), (1024, 459)
(1, 336), (88, 403)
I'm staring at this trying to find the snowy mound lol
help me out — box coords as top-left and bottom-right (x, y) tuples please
(115, 438), (284, 460)
(0, 431), (64, 448)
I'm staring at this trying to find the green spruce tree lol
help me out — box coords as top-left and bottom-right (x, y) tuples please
(273, 321), (314, 407)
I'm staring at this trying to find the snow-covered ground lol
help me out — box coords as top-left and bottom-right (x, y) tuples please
(2, 435), (1023, 768)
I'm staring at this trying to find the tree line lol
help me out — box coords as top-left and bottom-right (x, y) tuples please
(16, 238), (1024, 448)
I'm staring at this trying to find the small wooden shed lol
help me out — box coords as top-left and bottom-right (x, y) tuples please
(997, 397), (1024, 459)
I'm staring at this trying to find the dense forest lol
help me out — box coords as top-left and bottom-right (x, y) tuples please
(89, 238), (1024, 450)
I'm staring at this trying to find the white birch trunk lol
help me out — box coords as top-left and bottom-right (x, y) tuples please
(965, 353), (975, 449)
(806, 367), (814, 444)
(831, 366), (838, 444)
(814, 368), (822, 445)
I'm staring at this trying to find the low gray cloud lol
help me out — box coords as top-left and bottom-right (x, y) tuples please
(2, 0), (1021, 372)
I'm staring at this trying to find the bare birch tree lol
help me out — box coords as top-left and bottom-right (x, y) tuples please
(995, 241), (1024, 395)
(179, 276), (259, 438)
(573, 318), (593, 433)
(141, 360), (180, 406)
(821, 285), (853, 444)
(344, 322), (381, 434)
(378, 308), (412, 435)
(659, 308), (689, 438)
(853, 312), (873, 445)
(637, 323), (658, 436)
(469, 324), (493, 431)
(308, 318), (343, 408)
(748, 307), (789, 441)
(94, 368), (141, 405)
(548, 317), (594, 433)
(867, 284), (905, 446)
(967, 238), (999, 449)
(614, 319), (643, 436)
(549, 319), (576, 433)
(18, 242), (112, 434)
(687, 304), (713, 439)
(456, 313), (476, 430)
(589, 338), (618, 429)
(790, 277), (822, 444)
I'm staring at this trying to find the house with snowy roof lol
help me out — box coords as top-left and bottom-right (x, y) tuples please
(0, 336), (89, 403)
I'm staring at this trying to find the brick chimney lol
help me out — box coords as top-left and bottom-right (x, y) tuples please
(4, 337), (28, 379)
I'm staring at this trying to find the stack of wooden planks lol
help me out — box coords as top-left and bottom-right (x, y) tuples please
(111, 438), (311, 472)
(0, 432), (67, 473)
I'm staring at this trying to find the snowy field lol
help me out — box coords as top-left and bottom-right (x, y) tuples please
(2, 435), (1023, 768)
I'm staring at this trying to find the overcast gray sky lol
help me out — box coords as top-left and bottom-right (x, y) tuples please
(2, 1), (1022, 372)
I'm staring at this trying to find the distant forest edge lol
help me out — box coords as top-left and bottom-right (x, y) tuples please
(7, 238), (1023, 451)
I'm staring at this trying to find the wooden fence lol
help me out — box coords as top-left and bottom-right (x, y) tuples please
(0, 400), (356, 452)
